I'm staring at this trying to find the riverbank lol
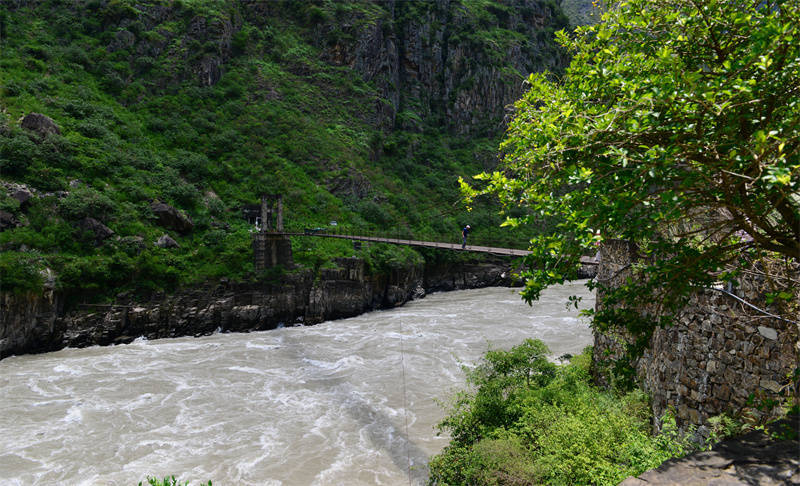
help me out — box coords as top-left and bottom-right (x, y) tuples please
(1, 257), (518, 360)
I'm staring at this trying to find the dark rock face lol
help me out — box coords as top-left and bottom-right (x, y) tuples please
(425, 261), (511, 292)
(0, 258), (513, 359)
(313, 0), (570, 136)
(0, 210), (19, 231)
(150, 201), (194, 234)
(20, 113), (61, 138)
(11, 188), (33, 209)
(76, 217), (114, 244)
(0, 287), (62, 360)
(620, 417), (800, 485)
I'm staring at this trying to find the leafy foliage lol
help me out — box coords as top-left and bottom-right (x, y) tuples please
(463, 0), (800, 358)
(0, 251), (44, 294)
(429, 343), (696, 486)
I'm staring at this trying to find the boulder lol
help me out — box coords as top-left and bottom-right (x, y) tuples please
(150, 201), (193, 234)
(155, 234), (180, 248)
(11, 188), (33, 210)
(118, 236), (146, 255)
(20, 113), (61, 138)
(76, 217), (114, 244)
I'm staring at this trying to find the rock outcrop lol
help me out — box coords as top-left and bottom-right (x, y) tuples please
(155, 233), (180, 248)
(150, 201), (194, 234)
(20, 112), (61, 138)
(0, 210), (19, 231)
(76, 217), (115, 244)
(308, 0), (570, 135)
(0, 258), (512, 359)
(0, 275), (61, 360)
(11, 187), (33, 209)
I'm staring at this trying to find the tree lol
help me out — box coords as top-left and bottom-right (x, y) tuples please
(463, 0), (799, 356)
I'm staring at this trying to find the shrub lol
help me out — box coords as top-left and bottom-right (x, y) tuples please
(62, 99), (95, 119)
(59, 186), (116, 221)
(76, 119), (110, 139)
(169, 150), (210, 182)
(3, 79), (23, 96)
(23, 44), (50, 60)
(0, 252), (43, 294)
(0, 132), (39, 174)
(429, 344), (695, 486)
(357, 200), (391, 228)
(63, 45), (90, 67)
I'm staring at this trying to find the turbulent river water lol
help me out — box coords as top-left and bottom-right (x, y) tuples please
(0, 282), (594, 486)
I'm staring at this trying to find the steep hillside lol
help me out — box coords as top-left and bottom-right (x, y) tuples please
(0, 0), (569, 301)
(559, 0), (604, 26)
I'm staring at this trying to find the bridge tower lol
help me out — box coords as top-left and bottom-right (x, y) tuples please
(253, 194), (293, 270)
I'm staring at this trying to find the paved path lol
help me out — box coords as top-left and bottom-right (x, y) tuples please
(281, 232), (598, 265)
(620, 416), (800, 485)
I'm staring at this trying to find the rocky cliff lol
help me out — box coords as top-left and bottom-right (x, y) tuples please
(309, 0), (570, 135)
(102, 0), (571, 137)
(0, 258), (513, 360)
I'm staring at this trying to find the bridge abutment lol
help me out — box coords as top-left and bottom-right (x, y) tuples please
(253, 194), (292, 270)
(253, 233), (293, 270)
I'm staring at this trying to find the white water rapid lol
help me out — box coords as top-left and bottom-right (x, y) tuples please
(0, 282), (594, 485)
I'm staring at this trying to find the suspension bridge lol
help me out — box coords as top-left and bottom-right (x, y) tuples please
(250, 194), (598, 269)
(281, 230), (599, 266)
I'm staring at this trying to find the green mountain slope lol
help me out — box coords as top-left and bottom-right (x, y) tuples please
(0, 0), (569, 300)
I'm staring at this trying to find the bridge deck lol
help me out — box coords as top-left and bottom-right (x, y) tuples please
(280, 232), (598, 264)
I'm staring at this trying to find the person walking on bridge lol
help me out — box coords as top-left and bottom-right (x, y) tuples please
(461, 224), (471, 249)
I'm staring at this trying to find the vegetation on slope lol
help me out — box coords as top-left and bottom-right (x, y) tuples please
(428, 342), (741, 486)
(0, 0), (569, 300)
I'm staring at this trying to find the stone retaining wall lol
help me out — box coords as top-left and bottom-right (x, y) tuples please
(593, 240), (799, 429)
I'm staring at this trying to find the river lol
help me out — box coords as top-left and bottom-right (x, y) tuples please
(0, 282), (594, 486)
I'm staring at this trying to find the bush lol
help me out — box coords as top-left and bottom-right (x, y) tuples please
(3, 79), (23, 96)
(429, 343), (694, 486)
(76, 119), (110, 139)
(63, 45), (90, 67)
(59, 186), (116, 221)
(0, 132), (38, 174)
(357, 200), (391, 228)
(0, 252), (43, 294)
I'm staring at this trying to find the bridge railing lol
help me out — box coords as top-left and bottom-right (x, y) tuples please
(280, 223), (527, 251)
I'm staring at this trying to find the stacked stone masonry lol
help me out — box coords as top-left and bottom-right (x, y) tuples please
(593, 240), (799, 429)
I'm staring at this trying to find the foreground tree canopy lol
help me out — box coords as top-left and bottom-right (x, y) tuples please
(465, 0), (799, 350)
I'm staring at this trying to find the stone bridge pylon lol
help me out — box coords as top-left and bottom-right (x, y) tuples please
(252, 194), (293, 270)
